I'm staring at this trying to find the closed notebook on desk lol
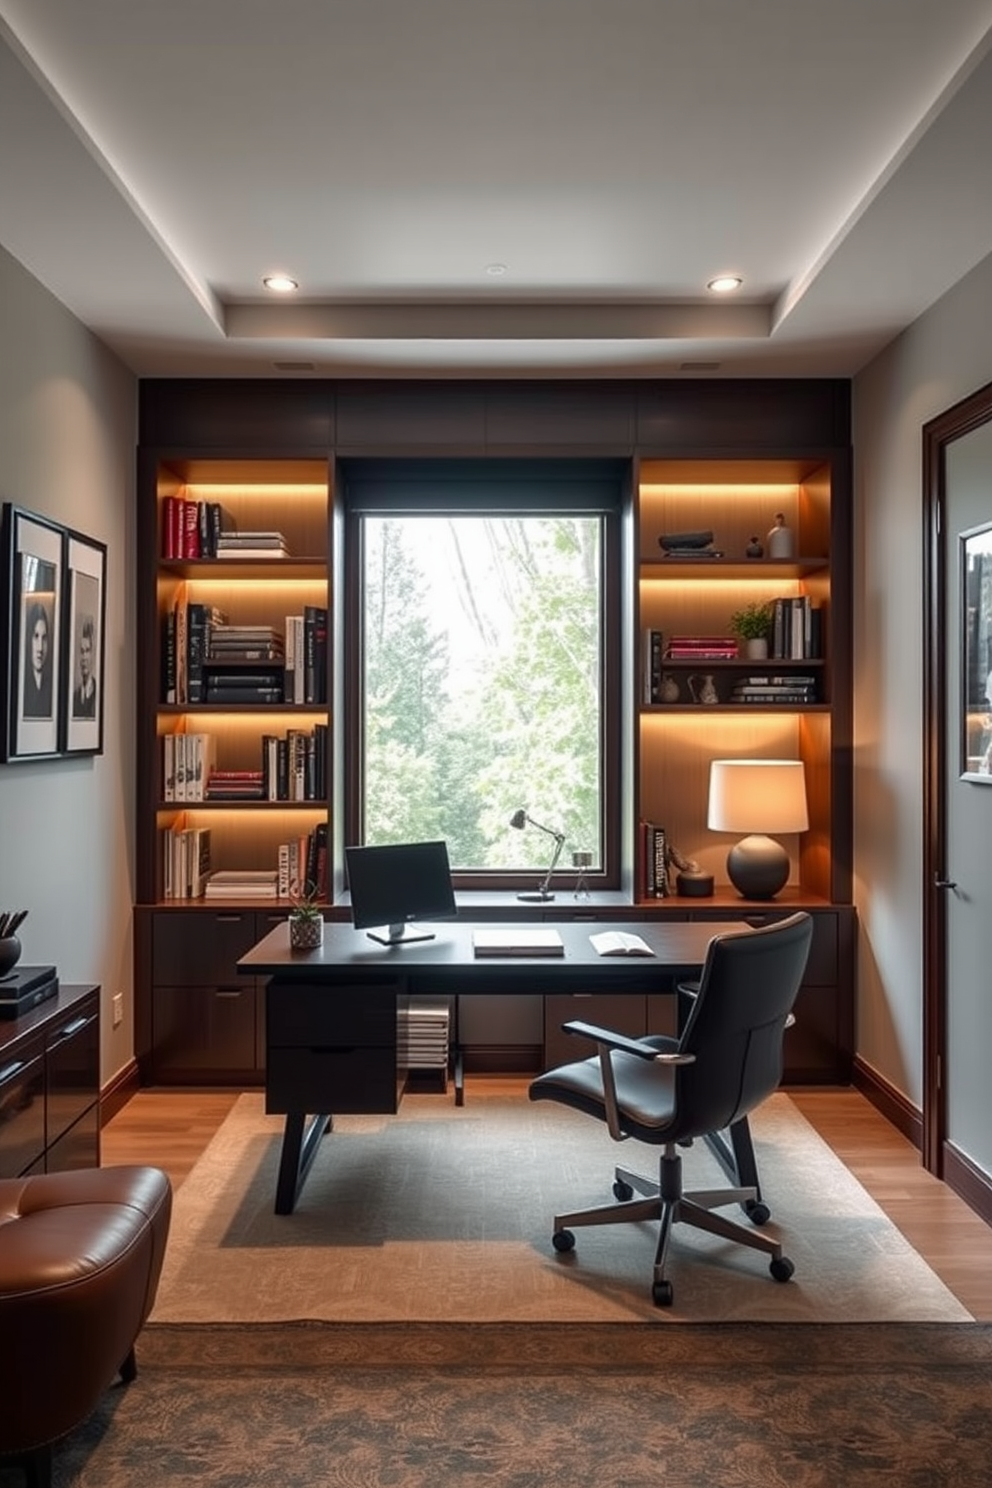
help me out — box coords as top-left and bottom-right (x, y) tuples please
(472, 928), (565, 957)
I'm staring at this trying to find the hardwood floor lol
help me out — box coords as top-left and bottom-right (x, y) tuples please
(100, 1080), (992, 1320)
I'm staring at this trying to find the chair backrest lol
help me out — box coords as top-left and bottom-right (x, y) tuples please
(673, 912), (813, 1139)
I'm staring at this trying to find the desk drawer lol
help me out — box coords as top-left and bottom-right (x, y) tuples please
(153, 912), (258, 986)
(267, 984), (398, 1046)
(266, 1047), (399, 1113)
(46, 1004), (99, 1149)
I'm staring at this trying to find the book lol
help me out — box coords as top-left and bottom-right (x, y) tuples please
(303, 604), (328, 704)
(472, 928), (565, 957)
(589, 931), (655, 957)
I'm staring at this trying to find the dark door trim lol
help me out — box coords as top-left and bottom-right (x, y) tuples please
(921, 379), (992, 1174)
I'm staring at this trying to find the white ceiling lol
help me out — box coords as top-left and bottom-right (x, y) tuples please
(2, 0), (992, 380)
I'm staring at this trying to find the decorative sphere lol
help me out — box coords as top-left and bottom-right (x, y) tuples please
(0, 935), (22, 979)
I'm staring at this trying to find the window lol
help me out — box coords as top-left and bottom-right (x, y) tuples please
(344, 461), (622, 889)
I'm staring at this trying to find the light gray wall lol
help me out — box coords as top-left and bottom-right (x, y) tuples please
(0, 243), (136, 1086)
(853, 247), (992, 1107)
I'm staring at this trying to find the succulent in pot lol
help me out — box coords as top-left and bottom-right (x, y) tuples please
(288, 882), (324, 950)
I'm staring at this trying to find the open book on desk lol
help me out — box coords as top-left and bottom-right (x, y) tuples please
(589, 930), (655, 957)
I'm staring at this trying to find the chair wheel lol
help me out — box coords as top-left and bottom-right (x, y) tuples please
(770, 1255), (795, 1283)
(552, 1228), (576, 1253)
(613, 1179), (634, 1201)
(652, 1279), (674, 1307)
(746, 1200), (771, 1226)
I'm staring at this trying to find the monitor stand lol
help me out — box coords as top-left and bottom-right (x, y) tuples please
(366, 923), (437, 946)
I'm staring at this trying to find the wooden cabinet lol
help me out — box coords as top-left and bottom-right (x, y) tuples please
(138, 909), (289, 1083)
(0, 985), (100, 1177)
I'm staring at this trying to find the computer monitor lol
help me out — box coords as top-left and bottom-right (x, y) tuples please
(345, 840), (458, 945)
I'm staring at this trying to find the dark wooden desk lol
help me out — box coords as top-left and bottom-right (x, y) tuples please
(239, 919), (745, 1214)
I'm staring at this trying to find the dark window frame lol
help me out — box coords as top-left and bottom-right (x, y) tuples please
(339, 457), (625, 894)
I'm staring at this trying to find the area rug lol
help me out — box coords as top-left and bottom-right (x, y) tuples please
(149, 1089), (971, 1325)
(7, 1324), (992, 1487)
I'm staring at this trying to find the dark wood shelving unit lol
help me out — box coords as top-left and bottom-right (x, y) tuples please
(135, 379), (853, 1085)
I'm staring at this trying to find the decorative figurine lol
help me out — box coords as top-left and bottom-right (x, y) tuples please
(767, 512), (795, 559)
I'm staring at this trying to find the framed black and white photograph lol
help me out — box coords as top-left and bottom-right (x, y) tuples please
(960, 520), (992, 782)
(62, 528), (107, 755)
(1, 504), (65, 762)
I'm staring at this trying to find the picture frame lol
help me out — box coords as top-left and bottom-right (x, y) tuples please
(1, 504), (65, 762)
(960, 520), (992, 782)
(62, 528), (107, 755)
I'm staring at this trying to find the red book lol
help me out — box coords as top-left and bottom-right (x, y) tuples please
(181, 499), (201, 559)
(162, 496), (180, 558)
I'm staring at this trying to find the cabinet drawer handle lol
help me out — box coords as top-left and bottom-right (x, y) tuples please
(215, 914), (244, 923)
(0, 1060), (26, 1086)
(54, 1016), (91, 1040)
(215, 989), (244, 999)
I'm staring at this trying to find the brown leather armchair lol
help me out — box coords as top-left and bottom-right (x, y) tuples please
(0, 1165), (172, 1487)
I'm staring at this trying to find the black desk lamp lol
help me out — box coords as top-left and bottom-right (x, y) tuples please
(510, 809), (566, 902)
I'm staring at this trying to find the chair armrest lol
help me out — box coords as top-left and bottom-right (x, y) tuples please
(562, 1020), (659, 1060)
(562, 1020), (695, 1065)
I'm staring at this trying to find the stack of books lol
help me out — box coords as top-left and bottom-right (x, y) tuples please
(665, 635), (739, 660)
(261, 724), (327, 801)
(283, 606), (328, 705)
(639, 818), (669, 897)
(769, 597), (822, 659)
(216, 530), (289, 558)
(205, 768), (265, 800)
(162, 826), (212, 898)
(163, 732), (216, 801)
(277, 823), (327, 898)
(658, 530), (723, 559)
(731, 675), (818, 704)
(208, 623), (285, 664)
(202, 868), (280, 899)
(642, 628), (664, 702)
(161, 497), (231, 558)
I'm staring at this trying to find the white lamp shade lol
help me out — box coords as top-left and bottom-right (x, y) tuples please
(707, 759), (809, 835)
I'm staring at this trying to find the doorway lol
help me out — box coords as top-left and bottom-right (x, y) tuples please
(922, 379), (992, 1219)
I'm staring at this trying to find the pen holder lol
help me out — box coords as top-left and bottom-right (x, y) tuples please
(0, 936), (22, 980)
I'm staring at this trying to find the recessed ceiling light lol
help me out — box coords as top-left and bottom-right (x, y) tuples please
(485, 263), (508, 277)
(263, 275), (299, 293)
(707, 275), (743, 294)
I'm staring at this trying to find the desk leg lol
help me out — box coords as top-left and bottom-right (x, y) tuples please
(450, 993), (464, 1106)
(275, 1111), (331, 1215)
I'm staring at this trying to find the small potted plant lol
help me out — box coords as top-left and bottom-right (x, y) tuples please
(730, 600), (772, 660)
(288, 881), (324, 950)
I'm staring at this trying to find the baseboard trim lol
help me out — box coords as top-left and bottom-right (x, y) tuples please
(101, 1058), (141, 1125)
(943, 1142), (992, 1227)
(851, 1056), (923, 1149)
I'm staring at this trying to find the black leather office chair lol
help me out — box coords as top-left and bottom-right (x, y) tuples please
(529, 911), (813, 1306)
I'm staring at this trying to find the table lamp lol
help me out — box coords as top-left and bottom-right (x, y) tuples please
(707, 759), (808, 900)
(510, 808), (565, 902)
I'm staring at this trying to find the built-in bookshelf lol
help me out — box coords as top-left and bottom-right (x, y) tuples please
(133, 380), (854, 1086)
(635, 456), (850, 907)
(137, 457), (331, 909)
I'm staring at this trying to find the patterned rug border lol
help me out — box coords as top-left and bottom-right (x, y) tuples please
(142, 1318), (992, 1371)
